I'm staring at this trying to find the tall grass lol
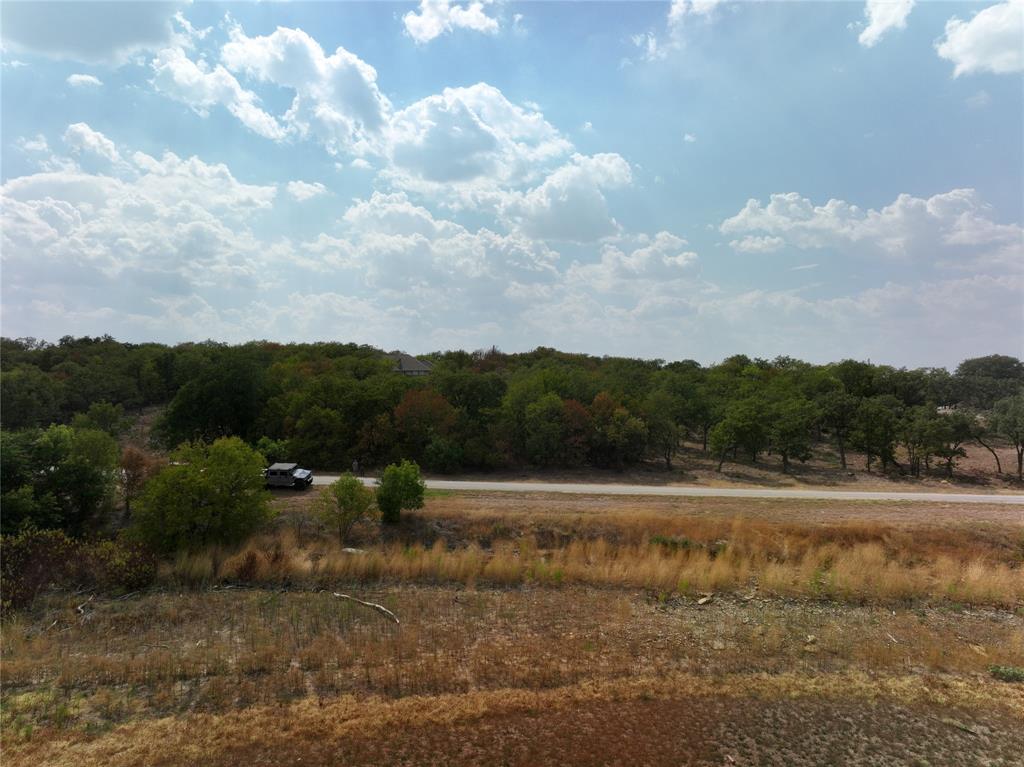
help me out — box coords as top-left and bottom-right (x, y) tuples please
(163, 526), (1024, 607)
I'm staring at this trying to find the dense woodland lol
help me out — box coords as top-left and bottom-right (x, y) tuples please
(3, 336), (1023, 484)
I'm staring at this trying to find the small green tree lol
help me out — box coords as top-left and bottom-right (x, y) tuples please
(132, 437), (273, 553)
(376, 460), (425, 525)
(71, 401), (130, 437)
(314, 473), (376, 544)
(991, 394), (1024, 480)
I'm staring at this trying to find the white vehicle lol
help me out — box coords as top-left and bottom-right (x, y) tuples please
(264, 462), (314, 489)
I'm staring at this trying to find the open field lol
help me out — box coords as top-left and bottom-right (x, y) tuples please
(3, 490), (1023, 765)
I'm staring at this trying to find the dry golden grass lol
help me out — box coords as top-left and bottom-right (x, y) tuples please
(162, 516), (1024, 607)
(3, 584), (1023, 766)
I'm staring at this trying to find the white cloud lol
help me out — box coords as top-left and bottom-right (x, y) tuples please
(403, 0), (500, 44)
(63, 123), (120, 163)
(568, 231), (698, 292)
(67, 73), (103, 88)
(2, 129), (277, 307)
(221, 25), (390, 156)
(721, 188), (1024, 266)
(1, 1), (185, 64)
(285, 181), (328, 202)
(385, 82), (571, 196)
(17, 135), (49, 153)
(857, 0), (915, 48)
(336, 191), (558, 291)
(634, 0), (724, 62)
(729, 234), (784, 253)
(343, 191), (462, 239)
(150, 47), (286, 140)
(936, 0), (1024, 76)
(684, 133), (697, 143)
(498, 153), (633, 242)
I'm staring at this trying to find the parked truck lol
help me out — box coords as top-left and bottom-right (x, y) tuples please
(264, 462), (314, 489)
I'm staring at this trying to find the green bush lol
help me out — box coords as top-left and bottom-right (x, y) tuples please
(990, 665), (1024, 683)
(314, 473), (377, 543)
(376, 460), (425, 525)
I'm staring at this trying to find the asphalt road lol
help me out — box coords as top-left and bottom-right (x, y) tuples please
(311, 475), (1024, 505)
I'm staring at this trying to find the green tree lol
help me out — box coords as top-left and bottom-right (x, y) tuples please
(0, 367), (64, 429)
(642, 389), (682, 469)
(132, 437), (273, 553)
(767, 396), (820, 473)
(897, 406), (942, 477)
(524, 393), (567, 466)
(709, 398), (768, 471)
(850, 396), (901, 472)
(255, 436), (292, 465)
(314, 473), (376, 544)
(932, 410), (974, 478)
(991, 394), (1024, 480)
(29, 425), (119, 535)
(71, 401), (130, 437)
(817, 389), (858, 469)
(376, 460), (425, 524)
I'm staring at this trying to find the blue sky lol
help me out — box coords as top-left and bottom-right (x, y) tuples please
(1, 0), (1021, 367)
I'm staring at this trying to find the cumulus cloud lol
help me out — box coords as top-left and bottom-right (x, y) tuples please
(335, 191), (558, 291)
(498, 153), (633, 242)
(936, 0), (1024, 76)
(721, 188), (1024, 266)
(63, 123), (120, 163)
(568, 231), (698, 292)
(2, 128), (277, 301)
(1, 1), (184, 64)
(221, 25), (390, 156)
(728, 234), (784, 254)
(285, 181), (328, 202)
(403, 0), (500, 44)
(67, 73), (103, 88)
(150, 47), (286, 140)
(857, 0), (914, 48)
(386, 82), (571, 195)
(147, 25), (584, 211)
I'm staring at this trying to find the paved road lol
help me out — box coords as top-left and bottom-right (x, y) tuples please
(311, 475), (1024, 505)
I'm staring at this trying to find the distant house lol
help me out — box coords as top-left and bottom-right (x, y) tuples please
(387, 352), (434, 377)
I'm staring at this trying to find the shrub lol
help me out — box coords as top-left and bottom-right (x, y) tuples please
(313, 473), (377, 544)
(83, 539), (157, 592)
(990, 665), (1024, 683)
(0, 529), (156, 610)
(376, 460), (425, 525)
(0, 529), (80, 609)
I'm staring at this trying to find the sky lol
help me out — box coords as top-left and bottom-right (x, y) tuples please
(1, 0), (1022, 368)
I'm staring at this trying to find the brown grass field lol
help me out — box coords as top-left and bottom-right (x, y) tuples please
(3, 490), (1023, 765)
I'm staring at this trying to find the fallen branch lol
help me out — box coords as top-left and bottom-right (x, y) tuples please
(75, 595), (94, 614)
(332, 592), (400, 624)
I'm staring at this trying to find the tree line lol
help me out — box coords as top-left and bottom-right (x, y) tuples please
(3, 337), (1023, 489)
